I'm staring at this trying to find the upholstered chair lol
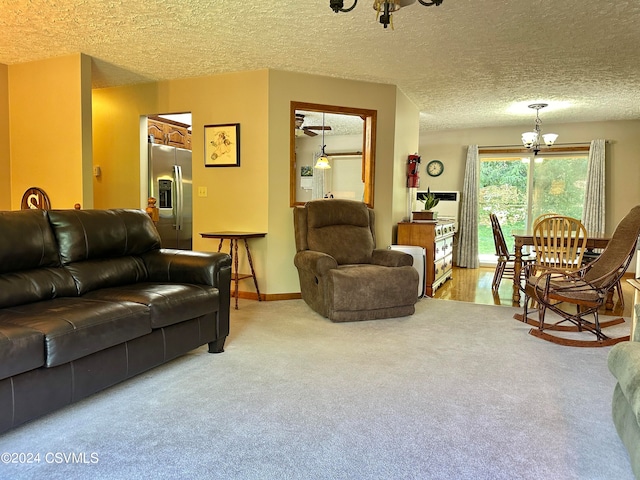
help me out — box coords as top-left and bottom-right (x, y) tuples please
(293, 199), (419, 322)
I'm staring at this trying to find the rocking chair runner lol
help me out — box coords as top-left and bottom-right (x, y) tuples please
(528, 205), (640, 347)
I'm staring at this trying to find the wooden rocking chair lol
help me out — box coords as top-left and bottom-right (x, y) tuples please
(528, 205), (640, 347)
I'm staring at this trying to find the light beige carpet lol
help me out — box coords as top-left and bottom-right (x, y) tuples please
(0, 297), (633, 479)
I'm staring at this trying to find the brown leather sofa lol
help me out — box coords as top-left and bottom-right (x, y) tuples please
(0, 208), (231, 433)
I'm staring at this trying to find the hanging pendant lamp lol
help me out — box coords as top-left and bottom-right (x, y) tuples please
(314, 113), (331, 169)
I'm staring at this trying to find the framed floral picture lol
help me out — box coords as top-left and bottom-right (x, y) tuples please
(204, 123), (240, 167)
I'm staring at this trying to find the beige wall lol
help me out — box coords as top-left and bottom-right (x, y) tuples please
(9, 54), (635, 293)
(8, 54), (92, 209)
(92, 69), (272, 288)
(420, 120), (640, 235)
(0, 63), (9, 210)
(268, 70), (418, 295)
(393, 89), (420, 225)
(93, 69), (418, 296)
(0, 56), (415, 297)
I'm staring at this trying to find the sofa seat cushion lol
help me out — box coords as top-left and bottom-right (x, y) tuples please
(0, 321), (45, 380)
(0, 298), (151, 367)
(83, 283), (219, 328)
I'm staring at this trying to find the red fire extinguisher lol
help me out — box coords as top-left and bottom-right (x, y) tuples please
(407, 154), (421, 188)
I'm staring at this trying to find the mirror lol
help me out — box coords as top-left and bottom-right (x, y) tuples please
(290, 101), (376, 208)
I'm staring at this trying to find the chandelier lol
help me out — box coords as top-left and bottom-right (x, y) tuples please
(521, 103), (558, 155)
(330, 0), (444, 29)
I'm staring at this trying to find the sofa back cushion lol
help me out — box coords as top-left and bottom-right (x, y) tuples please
(0, 210), (77, 307)
(47, 209), (162, 294)
(0, 210), (59, 272)
(305, 200), (375, 265)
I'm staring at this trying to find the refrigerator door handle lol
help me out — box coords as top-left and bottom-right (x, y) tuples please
(174, 164), (184, 231)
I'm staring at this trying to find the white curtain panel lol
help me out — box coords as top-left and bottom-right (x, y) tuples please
(582, 139), (606, 237)
(456, 145), (479, 268)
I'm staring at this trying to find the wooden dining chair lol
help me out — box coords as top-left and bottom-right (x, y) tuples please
(515, 215), (588, 325)
(489, 213), (533, 291)
(532, 212), (560, 230)
(532, 215), (588, 271)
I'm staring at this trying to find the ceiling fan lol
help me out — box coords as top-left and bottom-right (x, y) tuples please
(295, 113), (332, 137)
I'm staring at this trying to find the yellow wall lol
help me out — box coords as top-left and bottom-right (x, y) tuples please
(5, 53), (636, 293)
(0, 63), (9, 210)
(8, 54), (93, 209)
(267, 70), (417, 294)
(92, 82), (160, 208)
(92, 69), (271, 288)
(420, 120), (640, 235)
(92, 69), (418, 296)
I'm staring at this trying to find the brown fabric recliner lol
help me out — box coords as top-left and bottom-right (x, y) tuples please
(293, 199), (419, 322)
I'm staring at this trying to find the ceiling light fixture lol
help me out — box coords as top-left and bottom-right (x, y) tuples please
(521, 103), (558, 156)
(314, 113), (331, 169)
(330, 0), (444, 29)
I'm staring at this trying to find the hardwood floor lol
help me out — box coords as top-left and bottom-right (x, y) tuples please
(433, 266), (634, 318)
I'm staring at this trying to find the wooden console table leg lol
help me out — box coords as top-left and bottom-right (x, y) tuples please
(199, 231), (267, 310)
(232, 239), (239, 310)
(243, 239), (262, 302)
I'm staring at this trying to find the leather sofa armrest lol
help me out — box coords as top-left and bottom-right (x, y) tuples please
(141, 249), (231, 288)
(372, 249), (413, 267)
(294, 251), (338, 277)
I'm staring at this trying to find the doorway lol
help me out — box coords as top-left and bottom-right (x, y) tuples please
(145, 113), (193, 250)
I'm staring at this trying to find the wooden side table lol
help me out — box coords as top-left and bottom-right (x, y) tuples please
(200, 231), (266, 310)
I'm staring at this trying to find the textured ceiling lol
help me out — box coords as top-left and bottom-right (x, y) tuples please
(1, 0), (640, 132)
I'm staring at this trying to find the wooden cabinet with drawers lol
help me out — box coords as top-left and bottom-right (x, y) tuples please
(397, 220), (455, 297)
(148, 117), (192, 150)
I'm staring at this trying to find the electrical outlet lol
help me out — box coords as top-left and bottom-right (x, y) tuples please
(198, 186), (208, 197)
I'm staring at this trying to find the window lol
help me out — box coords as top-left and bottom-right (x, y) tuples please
(478, 152), (589, 264)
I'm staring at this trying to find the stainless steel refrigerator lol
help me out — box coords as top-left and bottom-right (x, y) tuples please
(148, 142), (193, 250)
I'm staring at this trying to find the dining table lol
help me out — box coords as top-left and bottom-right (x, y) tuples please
(511, 232), (612, 306)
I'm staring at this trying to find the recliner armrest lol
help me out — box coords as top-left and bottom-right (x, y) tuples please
(372, 249), (413, 267)
(294, 251), (338, 277)
(141, 249), (231, 288)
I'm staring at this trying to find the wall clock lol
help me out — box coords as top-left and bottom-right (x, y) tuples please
(426, 160), (444, 177)
(20, 187), (51, 210)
